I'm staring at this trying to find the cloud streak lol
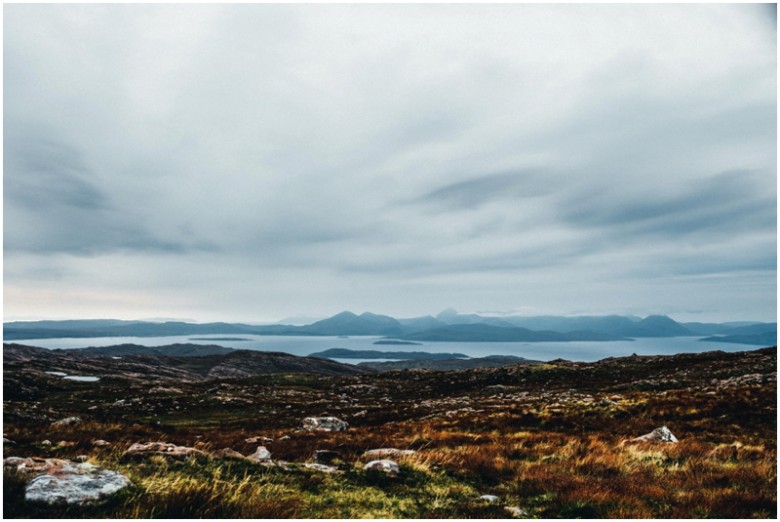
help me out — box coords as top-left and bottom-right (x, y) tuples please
(3, 4), (776, 323)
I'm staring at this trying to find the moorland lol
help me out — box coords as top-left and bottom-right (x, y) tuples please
(3, 342), (776, 518)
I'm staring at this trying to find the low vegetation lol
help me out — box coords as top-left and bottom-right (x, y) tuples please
(3, 346), (776, 518)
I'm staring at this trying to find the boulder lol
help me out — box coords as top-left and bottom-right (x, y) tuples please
(246, 446), (272, 462)
(92, 439), (111, 447)
(302, 416), (348, 432)
(123, 441), (206, 459)
(26, 462), (131, 505)
(363, 459), (400, 477)
(51, 417), (81, 427)
(363, 448), (415, 459)
(4, 457), (131, 505)
(632, 426), (678, 443)
(479, 494), (499, 503)
(215, 448), (247, 460)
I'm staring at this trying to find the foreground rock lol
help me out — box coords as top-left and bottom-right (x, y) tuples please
(363, 459), (400, 477)
(123, 441), (206, 459)
(5, 457), (131, 505)
(245, 446), (272, 463)
(632, 426), (679, 443)
(302, 416), (348, 432)
(51, 417), (81, 427)
(215, 448), (247, 460)
(363, 448), (415, 459)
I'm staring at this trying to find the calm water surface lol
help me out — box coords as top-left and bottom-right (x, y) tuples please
(19, 335), (760, 362)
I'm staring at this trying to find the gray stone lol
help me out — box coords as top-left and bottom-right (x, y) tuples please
(302, 416), (348, 432)
(363, 459), (400, 476)
(123, 441), (206, 459)
(246, 446), (272, 462)
(363, 448), (415, 459)
(215, 448), (246, 460)
(632, 426), (678, 443)
(25, 461), (131, 505)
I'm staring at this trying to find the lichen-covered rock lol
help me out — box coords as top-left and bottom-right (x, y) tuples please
(363, 448), (415, 459)
(363, 459), (400, 477)
(123, 441), (205, 459)
(246, 446), (272, 462)
(25, 462), (131, 505)
(302, 416), (348, 432)
(632, 426), (678, 443)
(4, 457), (131, 505)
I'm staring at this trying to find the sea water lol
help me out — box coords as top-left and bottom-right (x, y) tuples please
(17, 335), (762, 362)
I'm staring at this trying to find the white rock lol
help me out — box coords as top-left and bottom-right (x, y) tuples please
(246, 446), (272, 462)
(25, 461), (131, 505)
(363, 459), (400, 476)
(632, 426), (678, 443)
(301, 416), (348, 432)
(479, 494), (499, 503)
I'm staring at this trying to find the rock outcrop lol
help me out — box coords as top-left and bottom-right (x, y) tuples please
(301, 416), (348, 432)
(4, 457), (131, 505)
(123, 441), (206, 459)
(632, 426), (678, 443)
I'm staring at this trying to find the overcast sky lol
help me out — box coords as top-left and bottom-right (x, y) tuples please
(4, 4), (777, 323)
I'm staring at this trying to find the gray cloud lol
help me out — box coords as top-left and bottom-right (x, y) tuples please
(3, 4), (776, 323)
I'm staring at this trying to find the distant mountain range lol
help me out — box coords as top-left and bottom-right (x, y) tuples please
(3, 311), (775, 345)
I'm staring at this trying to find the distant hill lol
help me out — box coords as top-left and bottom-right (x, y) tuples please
(309, 348), (467, 360)
(615, 315), (694, 337)
(297, 311), (404, 336)
(397, 323), (626, 342)
(2, 343), (371, 382)
(699, 323), (776, 346)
